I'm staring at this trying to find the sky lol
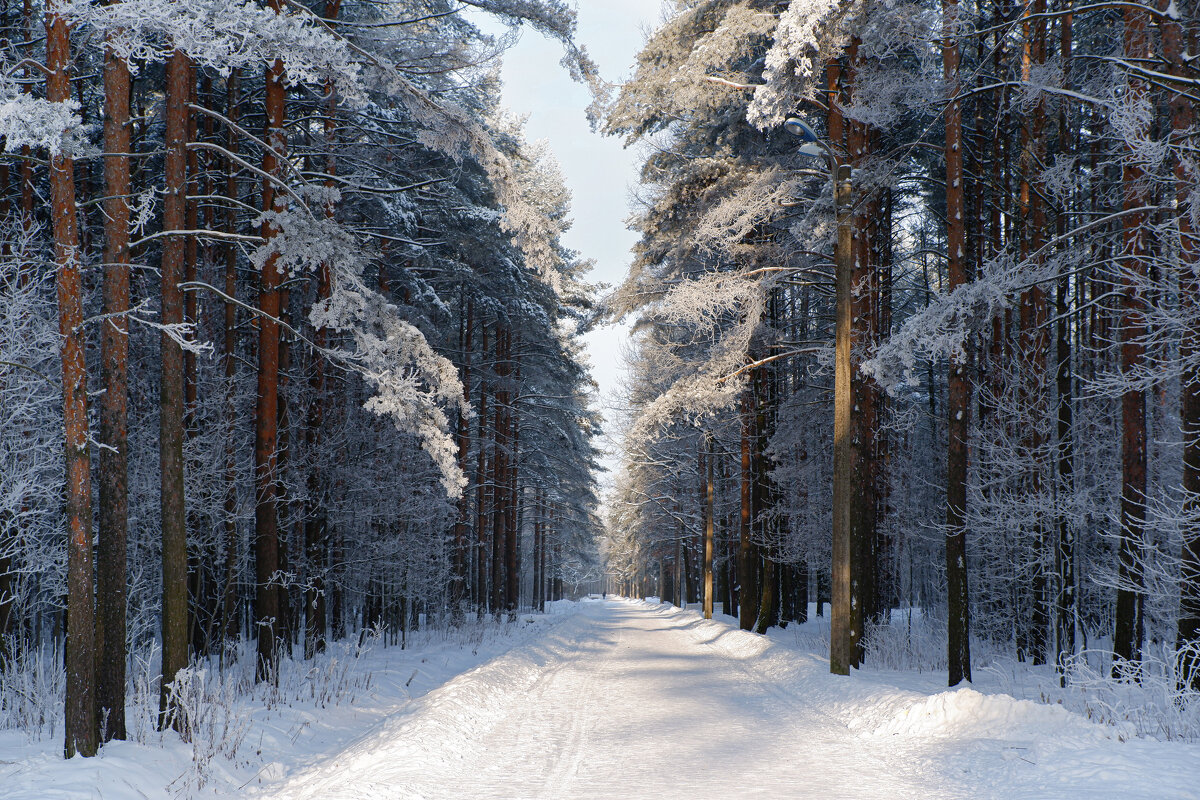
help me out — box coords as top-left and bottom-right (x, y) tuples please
(471, 0), (667, 486)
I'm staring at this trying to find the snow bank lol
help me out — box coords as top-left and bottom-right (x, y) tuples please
(624, 599), (1200, 800)
(859, 686), (1112, 743)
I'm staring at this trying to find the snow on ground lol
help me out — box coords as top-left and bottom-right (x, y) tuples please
(0, 603), (581, 799)
(6, 599), (1200, 799)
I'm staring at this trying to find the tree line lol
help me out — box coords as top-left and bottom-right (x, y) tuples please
(0, 0), (602, 759)
(605, 0), (1200, 692)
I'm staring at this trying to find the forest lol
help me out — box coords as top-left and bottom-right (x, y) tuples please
(605, 0), (1200, 703)
(0, 0), (604, 760)
(6, 0), (1200, 789)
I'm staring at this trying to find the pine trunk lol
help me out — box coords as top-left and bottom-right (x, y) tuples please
(1114, 5), (1151, 669)
(96, 22), (131, 742)
(943, 0), (972, 686)
(1166, 2), (1200, 685)
(704, 435), (715, 619)
(738, 390), (757, 631)
(19, 0), (34, 232)
(505, 338), (520, 614)
(159, 48), (191, 729)
(221, 70), (241, 647)
(476, 330), (491, 613)
(48, 6), (97, 759)
(255, 47), (287, 681)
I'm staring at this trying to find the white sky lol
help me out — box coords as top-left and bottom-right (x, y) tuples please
(473, 1), (667, 485)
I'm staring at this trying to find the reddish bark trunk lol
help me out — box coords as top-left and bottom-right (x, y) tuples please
(1167, 3), (1200, 685)
(48, 6), (98, 758)
(943, 0), (972, 686)
(97, 22), (132, 742)
(19, 0), (34, 234)
(159, 48), (191, 730)
(255, 48), (287, 680)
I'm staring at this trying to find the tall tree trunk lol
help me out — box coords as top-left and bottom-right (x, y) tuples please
(48, 5), (97, 759)
(845, 41), (875, 663)
(476, 327), (491, 613)
(753, 351), (778, 634)
(532, 489), (542, 611)
(19, 0), (34, 232)
(703, 434), (715, 619)
(826, 55), (856, 675)
(491, 327), (508, 615)
(738, 389), (757, 631)
(1015, 0), (1051, 667)
(943, 0), (972, 686)
(1054, 0), (1077, 686)
(255, 33), (287, 679)
(159, 48), (191, 729)
(184, 75), (206, 660)
(1113, 4), (1151, 669)
(505, 336), (520, 614)
(96, 19), (131, 743)
(32, 0), (70, 727)
(1167, 1), (1200, 686)
(221, 70), (241, 648)
(753, 550), (776, 634)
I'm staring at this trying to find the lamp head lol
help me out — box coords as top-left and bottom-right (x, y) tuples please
(783, 117), (819, 142)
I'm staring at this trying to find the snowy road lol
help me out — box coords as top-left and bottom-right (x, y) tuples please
(251, 600), (1200, 800)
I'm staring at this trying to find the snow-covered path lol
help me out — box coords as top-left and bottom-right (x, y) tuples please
(253, 600), (1200, 800)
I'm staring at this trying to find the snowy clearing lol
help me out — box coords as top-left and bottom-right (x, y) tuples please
(7, 599), (1200, 799)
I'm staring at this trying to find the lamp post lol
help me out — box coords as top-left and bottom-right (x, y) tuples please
(785, 118), (855, 676)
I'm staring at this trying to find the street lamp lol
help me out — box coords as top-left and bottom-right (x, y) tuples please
(784, 118), (856, 676)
